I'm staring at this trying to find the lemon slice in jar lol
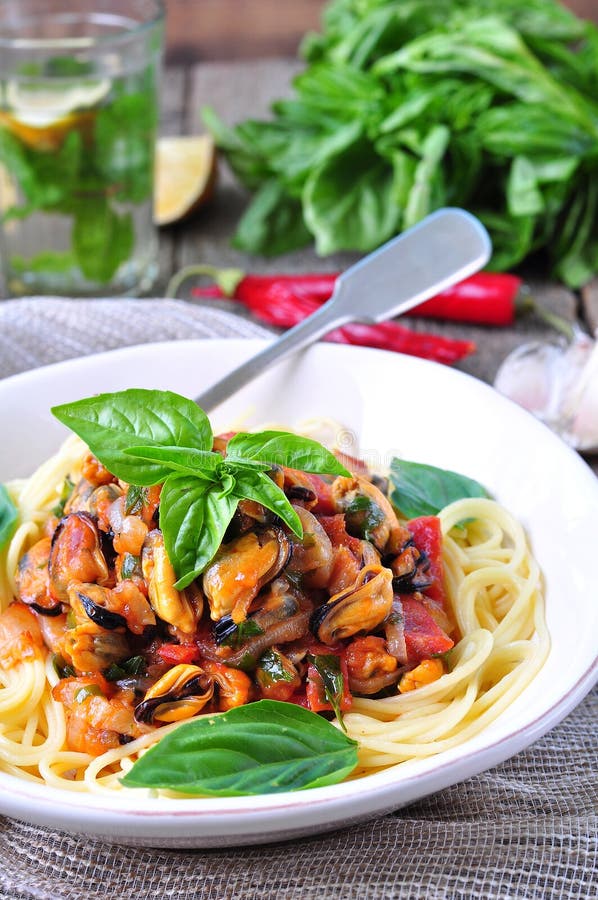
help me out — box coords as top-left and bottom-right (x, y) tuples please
(154, 135), (217, 226)
(0, 75), (110, 151)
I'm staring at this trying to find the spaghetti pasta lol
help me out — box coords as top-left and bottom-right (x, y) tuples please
(0, 438), (548, 795)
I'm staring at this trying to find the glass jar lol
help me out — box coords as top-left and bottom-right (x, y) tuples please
(0, 0), (164, 297)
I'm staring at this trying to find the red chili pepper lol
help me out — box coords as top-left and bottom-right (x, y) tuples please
(186, 269), (522, 327)
(415, 272), (522, 326)
(190, 277), (474, 364)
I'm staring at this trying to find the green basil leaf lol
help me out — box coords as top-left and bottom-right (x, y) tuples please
(389, 458), (489, 519)
(232, 180), (312, 256)
(124, 445), (223, 480)
(51, 390), (213, 485)
(52, 475), (74, 518)
(303, 138), (400, 254)
(233, 469), (303, 538)
(72, 198), (134, 284)
(159, 474), (238, 590)
(309, 654), (346, 727)
(257, 649), (295, 684)
(227, 431), (350, 476)
(222, 619), (264, 649)
(0, 485), (18, 551)
(121, 699), (358, 795)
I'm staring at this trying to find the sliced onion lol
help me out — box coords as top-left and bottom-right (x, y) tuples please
(385, 598), (408, 666)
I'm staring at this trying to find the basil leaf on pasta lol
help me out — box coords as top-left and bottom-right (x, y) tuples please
(51, 389), (213, 485)
(0, 485), (18, 551)
(159, 474), (238, 591)
(389, 458), (489, 519)
(121, 700), (358, 795)
(227, 431), (350, 476)
(232, 469), (303, 538)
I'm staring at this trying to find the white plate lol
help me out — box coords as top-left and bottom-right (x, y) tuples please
(0, 339), (596, 848)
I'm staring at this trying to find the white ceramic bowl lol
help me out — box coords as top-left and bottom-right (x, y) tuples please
(0, 339), (596, 848)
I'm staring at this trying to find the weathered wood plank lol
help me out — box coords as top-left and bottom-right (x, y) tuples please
(162, 0), (598, 64)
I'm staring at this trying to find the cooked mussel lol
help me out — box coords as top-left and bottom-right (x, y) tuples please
(61, 622), (129, 672)
(285, 506), (333, 589)
(203, 526), (291, 623)
(345, 635), (400, 694)
(134, 664), (213, 723)
(49, 513), (110, 603)
(68, 581), (156, 635)
(71, 584), (127, 631)
(16, 537), (61, 614)
(63, 478), (95, 515)
(331, 476), (410, 554)
(310, 564), (393, 644)
(391, 540), (433, 593)
(142, 530), (196, 633)
(213, 578), (310, 667)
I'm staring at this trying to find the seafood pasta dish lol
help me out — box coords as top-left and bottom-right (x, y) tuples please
(0, 389), (548, 796)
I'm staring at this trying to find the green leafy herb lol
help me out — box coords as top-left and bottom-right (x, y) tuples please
(345, 494), (385, 542)
(222, 619), (264, 649)
(204, 0), (598, 286)
(51, 653), (76, 679)
(120, 552), (141, 580)
(52, 390), (346, 587)
(389, 458), (489, 519)
(72, 198), (134, 284)
(0, 485), (18, 552)
(125, 484), (145, 515)
(74, 684), (103, 703)
(121, 699), (358, 795)
(227, 431), (349, 475)
(257, 649), (296, 684)
(52, 476), (74, 518)
(51, 389), (214, 485)
(309, 654), (347, 728)
(105, 655), (146, 681)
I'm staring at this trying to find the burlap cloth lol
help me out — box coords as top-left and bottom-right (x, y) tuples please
(0, 298), (596, 900)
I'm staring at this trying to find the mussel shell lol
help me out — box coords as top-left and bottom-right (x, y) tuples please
(77, 589), (127, 631)
(134, 674), (206, 724)
(286, 486), (317, 505)
(29, 602), (63, 617)
(213, 615), (239, 645)
(309, 600), (337, 637)
(392, 550), (433, 593)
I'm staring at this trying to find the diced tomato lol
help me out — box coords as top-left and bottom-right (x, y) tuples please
(304, 474), (336, 515)
(399, 596), (454, 664)
(157, 643), (199, 665)
(408, 516), (448, 607)
(286, 687), (309, 709)
(319, 514), (363, 555)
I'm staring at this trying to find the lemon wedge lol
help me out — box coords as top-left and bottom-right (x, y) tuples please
(1, 77), (110, 151)
(154, 135), (217, 226)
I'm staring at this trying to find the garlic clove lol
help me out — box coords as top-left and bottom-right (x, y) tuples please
(494, 330), (598, 452)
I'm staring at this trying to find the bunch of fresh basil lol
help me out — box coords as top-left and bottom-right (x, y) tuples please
(204, 0), (598, 287)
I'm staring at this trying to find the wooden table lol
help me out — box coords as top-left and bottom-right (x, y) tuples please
(158, 60), (598, 475)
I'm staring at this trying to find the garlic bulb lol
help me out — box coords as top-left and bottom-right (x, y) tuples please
(494, 329), (598, 452)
